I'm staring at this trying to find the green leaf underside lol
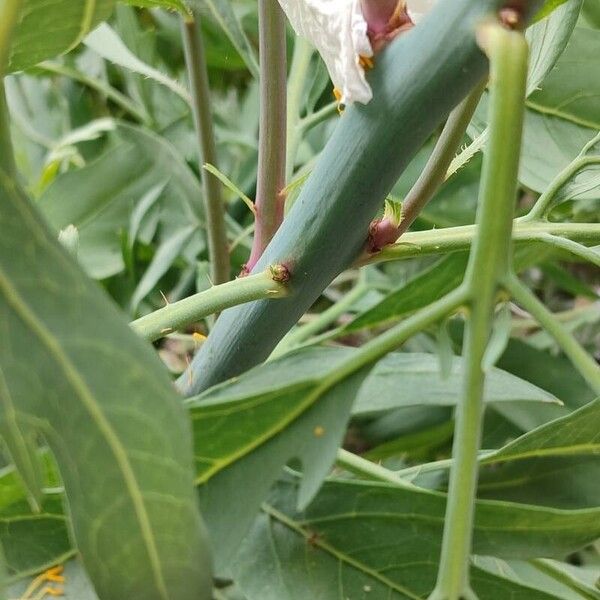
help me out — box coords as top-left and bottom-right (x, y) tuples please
(8, 0), (115, 72)
(0, 172), (211, 599)
(188, 346), (556, 569)
(409, 399), (600, 510)
(233, 475), (600, 600)
(190, 347), (556, 482)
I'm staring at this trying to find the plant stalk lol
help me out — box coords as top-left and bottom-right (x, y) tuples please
(246, 0), (287, 271)
(131, 269), (288, 342)
(363, 221), (600, 265)
(430, 23), (529, 600)
(181, 13), (230, 285)
(369, 80), (486, 251)
(504, 274), (600, 395)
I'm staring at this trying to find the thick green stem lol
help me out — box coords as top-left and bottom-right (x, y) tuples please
(363, 221), (600, 265)
(504, 274), (600, 395)
(181, 13), (230, 285)
(369, 81), (486, 251)
(130, 269), (288, 342)
(177, 0), (543, 397)
(431, 23), (529, 600)
(286, 38), (313, 181)
(246, 0), (287, 270)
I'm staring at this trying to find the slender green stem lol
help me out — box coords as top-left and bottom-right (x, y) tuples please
(524, 156), (600, 221)
(335, 449), (417, 490)
(181, 13), (230, 285)
(131, 269), (288, 342)
(286, 38), (313, 181)
(39, 61), (149, 124)
(431, 24), (529, 600)
(527, 233), (600, 267)
(401, 82), (486, 232)
(361, 221), (600, 265)
(504, 274), (600, 395)
(246, 0), (287, 271)
(274, 282), (369, 355)
(528, 559), (600, 600)
(369, 81), (486, 250)
(328, 286), (468, 385)
(298, 101), (337, 133)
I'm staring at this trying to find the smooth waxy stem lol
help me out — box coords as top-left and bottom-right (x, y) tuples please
(178, 0), (544, 397)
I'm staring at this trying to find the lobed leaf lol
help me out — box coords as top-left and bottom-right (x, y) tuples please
(0, 172), (212, 599)
(233, 475), (600, 600)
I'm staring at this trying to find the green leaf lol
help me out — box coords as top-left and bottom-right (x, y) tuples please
(475, 557), (600, 600)
(484, 398), (600, 464)
(188, 345), (556, 569)
(529, 27), (600, 131)
(189, 0), (259, 78)
(0, 173), (212, 599)
(346, 254), (468, 332)
(39, 124), (205, 280)
(123, 0), (189, 12)
(84, 23), (191, 105)
(7, 0), (115, 73)
(353, 352), (559, 418)
(233, 475), (600, 599)
(410, 399), (600, 510)
(534, 0), (571, 22)
(189, 346), (372, 569)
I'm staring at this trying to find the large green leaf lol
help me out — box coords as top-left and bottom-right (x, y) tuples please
(346, 254), (468, 332)
(7, 0), (115, 73)
(529, 27), (600, 131)
(0, 172), (212, 599)
(188, 346), (555, 569)
(189, 348), (372, 569)
(232, 475), (600, 600)
(409, 399), (600, 509)
(477, 399), (600, 509)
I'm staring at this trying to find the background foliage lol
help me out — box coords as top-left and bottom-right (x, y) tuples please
(1, 0), (599, 598)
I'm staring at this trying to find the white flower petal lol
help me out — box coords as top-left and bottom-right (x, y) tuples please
(277, 0), (373, 105)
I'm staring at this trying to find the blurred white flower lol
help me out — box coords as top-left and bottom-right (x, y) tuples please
(277, 0), (373, 105)
(406, 0), (437, 23)
(276, 0), (437, 106)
